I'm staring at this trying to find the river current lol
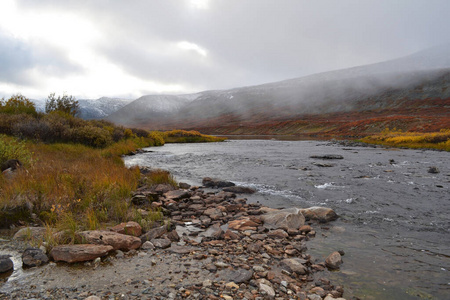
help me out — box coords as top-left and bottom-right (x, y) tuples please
(124, 139), (449, 299)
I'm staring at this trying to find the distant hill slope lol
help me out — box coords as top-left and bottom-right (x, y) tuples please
(32, 97), (133, 120)
(77, 97), (133, 119)
(107, 44), (450, 136)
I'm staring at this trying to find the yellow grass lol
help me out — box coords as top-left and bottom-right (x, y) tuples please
(361, 128), (450, 151)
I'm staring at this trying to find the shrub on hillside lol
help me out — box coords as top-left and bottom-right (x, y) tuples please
(0, 135), (32, 166)
(0, 94), (37, 116)
(71, 125), (113, 148)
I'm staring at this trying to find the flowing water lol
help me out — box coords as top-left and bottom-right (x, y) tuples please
(124, 139), (450, 299)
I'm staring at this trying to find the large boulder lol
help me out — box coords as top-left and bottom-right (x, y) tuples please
(0, 255), (13, 273)
(109, 221), (142, 237)
(300, 207), (338, 223)
(202, 177), (235, 188)
(77, 230), (141, 251)
(261, 208), (305, 231)
(13, 227), (47, 241)
(22, 248), (49, 268)
(50, 244), (113, 263)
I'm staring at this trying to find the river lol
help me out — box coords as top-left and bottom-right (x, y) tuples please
(124, 139), (449, 300)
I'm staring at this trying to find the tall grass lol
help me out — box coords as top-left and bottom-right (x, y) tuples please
(361, 128), (450, 151)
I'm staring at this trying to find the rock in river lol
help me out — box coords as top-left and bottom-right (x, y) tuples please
(310, 154), (344, 160)
(0, 255), (13, 273)
(50, 244), (113, 263)
(202, 177), (235, 188)
(325, 251), (343, 269)
(301, 207), (338, 223)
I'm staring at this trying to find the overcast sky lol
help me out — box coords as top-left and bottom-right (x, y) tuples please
(0, 0), (449, 100)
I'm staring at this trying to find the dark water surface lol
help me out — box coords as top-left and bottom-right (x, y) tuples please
(125, 139), (449, 299)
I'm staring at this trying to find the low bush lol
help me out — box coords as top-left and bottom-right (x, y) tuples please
(0, 135), (33, 166)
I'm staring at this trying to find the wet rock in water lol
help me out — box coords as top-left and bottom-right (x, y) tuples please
(178, 182), (191, 189)
(261, 207), (305, 230)
(77, 230), (141, 251)
(22, 248), (49, 268)
(109, 221), (142, 237)
(13, 227), (48, 241)
(140, 225), (167, 243)
(222, 186), (256, 194)
(50, 244), (113, 263)
(428, 166), (440, 174)
(300, 207), (338, 223)
(0, 255), (13, 273)
(310, 155), (343, 160)
(150, 238), (171, 249)
(325, 251), (343, 269)
(312, 162), (335, 168)
(202, 177), (236, 188)
(280, 258), (308, 275)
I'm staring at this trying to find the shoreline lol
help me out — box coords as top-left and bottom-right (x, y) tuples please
(0, 175), (347, 300)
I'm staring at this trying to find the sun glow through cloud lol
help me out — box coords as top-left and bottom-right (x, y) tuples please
(177, 41), (208, 57)
(189, 0), (210, 10)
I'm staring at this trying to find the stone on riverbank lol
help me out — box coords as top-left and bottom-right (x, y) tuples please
(261, 207), (305, 230)
(77, 230), (141, 251)
(109, 221), (142, 237)
(50, 244), (113, 263)
(22, 248), (49, 268)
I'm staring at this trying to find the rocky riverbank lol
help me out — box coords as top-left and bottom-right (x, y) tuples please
(0, 171), (347, 300)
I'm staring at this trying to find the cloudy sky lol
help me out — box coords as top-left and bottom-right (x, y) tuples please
(0, 0), (449, 100)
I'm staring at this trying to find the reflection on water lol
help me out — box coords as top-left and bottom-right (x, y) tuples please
(125, 140), (450, 299)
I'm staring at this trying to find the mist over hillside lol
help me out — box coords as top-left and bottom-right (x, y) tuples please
(31, 97), (133, 120)
(106, 44), (450, 135)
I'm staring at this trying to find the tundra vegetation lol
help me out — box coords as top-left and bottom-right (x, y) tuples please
(0, 94), (224, 248)
(361, 128), (450, 151)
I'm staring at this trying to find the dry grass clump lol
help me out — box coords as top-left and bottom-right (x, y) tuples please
(361, 128), (450, 151)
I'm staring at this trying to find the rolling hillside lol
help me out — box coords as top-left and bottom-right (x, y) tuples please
(107, 44), (450, 137)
